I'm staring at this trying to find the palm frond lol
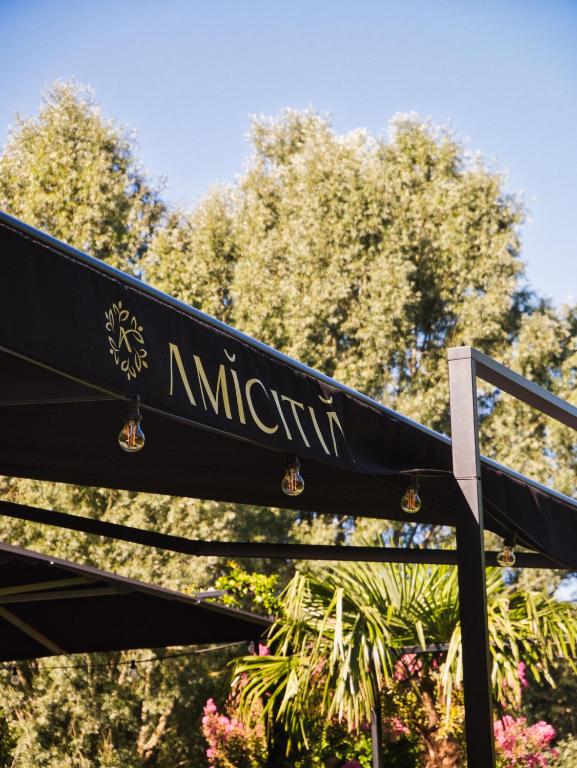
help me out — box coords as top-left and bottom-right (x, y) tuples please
(234, 558), (577, 749)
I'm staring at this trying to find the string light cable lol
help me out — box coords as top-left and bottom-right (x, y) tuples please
(1, 641), (248, 677)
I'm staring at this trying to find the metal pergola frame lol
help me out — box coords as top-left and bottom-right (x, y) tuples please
(2, 340), (574, 767)
(2, 211), (577, 767)
(448, 346), (577, 768)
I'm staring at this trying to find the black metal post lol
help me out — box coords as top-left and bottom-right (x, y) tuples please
(371, 704), (384, 768)
(448, 350), (496, 768)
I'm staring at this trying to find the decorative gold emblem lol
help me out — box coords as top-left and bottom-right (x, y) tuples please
(105, 301), (148, 380)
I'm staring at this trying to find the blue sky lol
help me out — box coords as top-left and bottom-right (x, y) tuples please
(1, 0), (575, 305)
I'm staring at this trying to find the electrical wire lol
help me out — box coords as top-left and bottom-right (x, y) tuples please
(0, 641), (249, 673)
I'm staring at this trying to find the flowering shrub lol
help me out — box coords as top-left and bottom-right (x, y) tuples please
(383, 716), (410, 741)
(201, 698), (266, 768)
(393, 653), (423, 681)
(494, 715), (558, 767)
(202, 695), (373, 768)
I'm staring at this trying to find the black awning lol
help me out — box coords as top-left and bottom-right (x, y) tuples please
(1, 211), (576, 566)
(0, 540), (269, 662)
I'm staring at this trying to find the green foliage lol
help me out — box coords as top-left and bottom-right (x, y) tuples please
(215, 561), (281, 615)
(0, 647), (243, 767)
(233, 560), (577, 764)
(291, 720), (374, 768)
(381, 683), (461, 766)
(552, 735), (577, 766)
(0, 81), (164, 273)
(0, 707), (16, 768)
(523, 660), (577, 741)
(480, 303), (577, 494)
(146, 192), (237, 322)
(147, 110), (529, 436)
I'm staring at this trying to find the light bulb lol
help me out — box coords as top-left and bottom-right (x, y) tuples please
(401, 486), (421, 514)
(497, 544), (516, 568)
(128, 660), (139, 680)
(10, 667), (19, 686)
(281, 460), (304, 496)
(118, 416), (145, 452)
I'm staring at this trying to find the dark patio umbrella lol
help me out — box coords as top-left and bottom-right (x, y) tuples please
(0, 540), (269, 662)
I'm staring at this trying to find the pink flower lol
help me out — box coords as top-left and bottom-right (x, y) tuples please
(383, 716), (409, 741)
(518, 661), (529, 689)
(394, 653), (423, 681)
(529, 721), (556, 748)
(494, 716), (556, 767)
(201, 695), (265, 765)
(390, 717), (409, 736)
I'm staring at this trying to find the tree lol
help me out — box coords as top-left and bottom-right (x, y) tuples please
(234, 560), (577, 767)
(0, 81), (164, 272)
(146, 191), (237, 322)
(148, 110), (530, 434)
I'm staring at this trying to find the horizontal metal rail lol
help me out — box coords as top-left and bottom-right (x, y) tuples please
(449, 347), (577, 431)
(0, 500), (563, 569)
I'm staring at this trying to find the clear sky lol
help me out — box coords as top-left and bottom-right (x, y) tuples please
(1, 0), (575, 305)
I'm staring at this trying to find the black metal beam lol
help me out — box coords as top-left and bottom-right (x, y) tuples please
(0, 500), (563, 567)
(449, 347), (577, 431)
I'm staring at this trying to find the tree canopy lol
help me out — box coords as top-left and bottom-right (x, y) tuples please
(148, 110), (528, 432)
(0, 81), (164, 272)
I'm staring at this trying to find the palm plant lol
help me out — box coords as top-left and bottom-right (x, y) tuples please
(233, 559), (577, 767)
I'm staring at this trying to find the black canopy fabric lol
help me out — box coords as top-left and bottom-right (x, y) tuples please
(0, 539), (269, 662)
(1, 211), (576, 566)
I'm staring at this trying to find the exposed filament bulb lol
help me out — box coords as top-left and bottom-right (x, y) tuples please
(401, 481), (421, 514)
(281, 458), (304, 497)
(118, 396), (145, 453)
(497, 542), (516, 568)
